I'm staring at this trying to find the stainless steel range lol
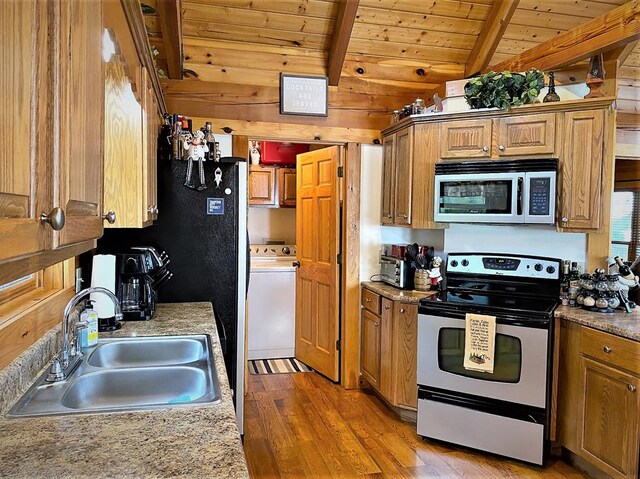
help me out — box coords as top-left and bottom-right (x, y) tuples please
(416, 253), (561, 465)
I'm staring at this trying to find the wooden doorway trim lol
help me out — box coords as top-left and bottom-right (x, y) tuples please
(341, 143), (361, 389)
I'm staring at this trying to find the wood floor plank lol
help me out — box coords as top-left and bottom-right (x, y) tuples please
(243, 373), (589, 479)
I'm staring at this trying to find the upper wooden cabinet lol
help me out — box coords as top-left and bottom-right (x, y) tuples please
(278, 168), (297, 207)
(440, 113), (556, 160)
(557, 321), (640, 479)
(249, 165), (296, 208)
(249, 165), (277, 206)
(0, 0), (105, 279)
(558, 110), (605, 231)
(381, 124), (443, 229)
(103, 0), (162, 229)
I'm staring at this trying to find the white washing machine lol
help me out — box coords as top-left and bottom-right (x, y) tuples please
(248, 245), (297, 360)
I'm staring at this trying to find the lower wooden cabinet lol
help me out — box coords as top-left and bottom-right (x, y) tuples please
(557, 320), (640, 479)
(360, 287), (418, 410)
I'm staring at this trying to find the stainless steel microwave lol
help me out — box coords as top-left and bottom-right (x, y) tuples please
(434, 159), (557, 224)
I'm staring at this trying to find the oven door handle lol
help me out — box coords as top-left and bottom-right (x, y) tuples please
(516, 176), (524, 217)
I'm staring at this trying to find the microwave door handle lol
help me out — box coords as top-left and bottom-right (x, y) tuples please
(517, 176), (524, 217)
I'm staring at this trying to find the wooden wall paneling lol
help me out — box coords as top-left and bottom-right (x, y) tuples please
(358, 0), (491, 20)
(350, 23), (477, 51)
(0, 0), (51, 263)
(341, 55), (465, 85)
(185, 0), (339, 18)
(518, 0), (627, 19)
(341, 142), (361, 389)
(467, 0), (520, 76)
(54, 0), (104, 248)
(347, 38), (470, 63)
(156, 0), (182, 79)
(355, 7), (484, 35)
(490, 1), (640, 72)
(186, 117), (381, 144)
(328, 0), (359, 86)
(587, 109), (615, 270)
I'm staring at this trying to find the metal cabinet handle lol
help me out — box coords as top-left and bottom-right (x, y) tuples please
(603, 346), (612, 353)
(482, 146), (489, 152)
(366, 298), (371, 303)
(384, 305), (390, 310)
(561, 217), (569, 224)
(399, 308), (405, 313)
(629, 384), (637, 392)
(498, 145), (505, 151)
(40, 207), (65, 231)
(102, 211), (116, 224)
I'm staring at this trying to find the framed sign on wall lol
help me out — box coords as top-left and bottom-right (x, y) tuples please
(280, 74), (328, 117)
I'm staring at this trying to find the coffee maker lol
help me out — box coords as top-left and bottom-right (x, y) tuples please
(115, 252), (156, 321)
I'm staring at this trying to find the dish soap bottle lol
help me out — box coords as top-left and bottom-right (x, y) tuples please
(81, 300), (99, 348)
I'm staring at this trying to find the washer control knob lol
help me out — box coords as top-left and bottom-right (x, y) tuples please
(534, 263), (543, 272)
(461, 259), (469, 267)
(282, 247), (291, 255)
(546, 265), (556, 274)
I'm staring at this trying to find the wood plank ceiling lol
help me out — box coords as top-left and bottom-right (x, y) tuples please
(141, 0), (638, 139)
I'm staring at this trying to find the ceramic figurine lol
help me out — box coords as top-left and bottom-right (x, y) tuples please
(428, 256), (443, 290)
(184, 130), (209, 191)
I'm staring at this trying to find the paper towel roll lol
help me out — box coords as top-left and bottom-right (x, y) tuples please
(90, 254), (116, 318)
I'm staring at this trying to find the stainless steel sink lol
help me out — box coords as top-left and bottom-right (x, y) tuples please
(6, 335), (220, 418)
(87, 337), (206, 368)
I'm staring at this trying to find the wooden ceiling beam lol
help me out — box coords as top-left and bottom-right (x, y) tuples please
(489, 0), (640, 73)
(328, 0), (360, 86)
(466, 0), (520, 77)
(156, 0), (183, 79)
(603, 40), (639, 65)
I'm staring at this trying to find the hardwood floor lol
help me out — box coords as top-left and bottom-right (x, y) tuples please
(243, 372), (588, 478)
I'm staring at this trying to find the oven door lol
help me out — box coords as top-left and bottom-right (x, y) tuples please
(417, 313), (549, 409)
(434, 172), (523, 223)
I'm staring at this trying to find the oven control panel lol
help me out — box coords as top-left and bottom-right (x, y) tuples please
(447, 253), (560, 280)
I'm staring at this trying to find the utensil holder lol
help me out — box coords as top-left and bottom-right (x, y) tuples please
(414, 270), (430, 291)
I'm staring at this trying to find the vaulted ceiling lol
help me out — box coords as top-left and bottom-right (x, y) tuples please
(140, 0), (639, 138)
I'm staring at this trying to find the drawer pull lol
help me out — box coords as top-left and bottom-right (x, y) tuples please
(384, 305), (390, 310)
(482, 146), (489, 152)
(366, 298), (371, 303)
(603, 346), (612, 353)
(498, 145), (505, 151)
(399, 308), (405, 313)
(629, 384), (636, 392)
(374, 322), (379, 328)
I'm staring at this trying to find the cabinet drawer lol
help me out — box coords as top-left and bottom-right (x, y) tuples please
(362, 288), (381, 315)
(581, 327), (640, 375)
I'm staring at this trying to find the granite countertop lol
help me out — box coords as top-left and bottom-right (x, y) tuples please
(555, 305), (640, 342)
(0, 302), (249, 479)
(362, 281), (438, 303)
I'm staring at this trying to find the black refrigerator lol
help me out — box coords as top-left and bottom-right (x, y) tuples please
(97, 156), (248, 433)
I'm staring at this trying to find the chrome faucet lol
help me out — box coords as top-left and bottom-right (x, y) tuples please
(46, 287), (123, 382)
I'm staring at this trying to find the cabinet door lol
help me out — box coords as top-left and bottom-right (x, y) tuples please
(559, 110), (604, 230)
(393, 302), (418, 409)
(494, 113), (556, 157)
(360, 309), (381, 388)
(278, 168), (297, 207)
(440, 119), (492, 159)
(381, 134), (395, 224)
(580, 357), (640, 479)
(394, 127), (413, 225)
(143, 67), (159, 223)
(54, 0), (104, 247)
(379, 298), (394, 399)
(0, 0), (51, 262)
(249, 165), (276, 206)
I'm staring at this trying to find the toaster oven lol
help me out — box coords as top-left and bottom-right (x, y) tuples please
(380, 256), (409, 289)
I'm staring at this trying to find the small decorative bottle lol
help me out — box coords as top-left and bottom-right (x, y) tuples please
(543, 72), (560, 103)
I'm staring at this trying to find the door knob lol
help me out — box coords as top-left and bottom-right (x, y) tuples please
(147, 206), (155, 214)
(102, 211), (116, 224)
(399, 308), (405, 313)
(292, 261), (300, 268)
(40, 207), (65, 231)
(154, 206), (159, 215)
(629, 384), (636, 392)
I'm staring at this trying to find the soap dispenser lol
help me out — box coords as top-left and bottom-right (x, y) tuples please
(80, 300), (99, 348)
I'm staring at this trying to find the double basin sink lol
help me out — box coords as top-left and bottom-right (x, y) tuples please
(7, 335), (221, 418)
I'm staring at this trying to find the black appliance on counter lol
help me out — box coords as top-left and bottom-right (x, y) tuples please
(416, 253), (561, 465)
(96, 155), (248, 434)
